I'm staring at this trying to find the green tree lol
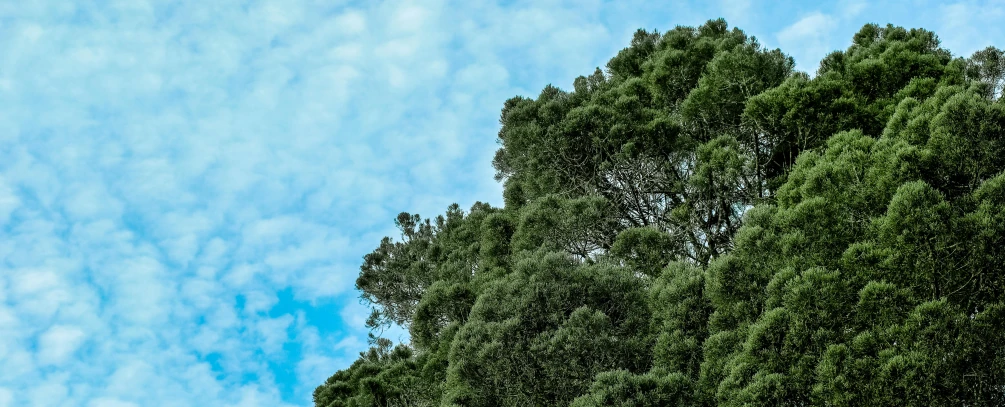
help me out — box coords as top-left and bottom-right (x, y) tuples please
(316, 21), (1005, 407)
(442, 252), (651, 407)
(743, 24), (959, 188)
(314, 339), (437, 407)
(707, 84), (1005, 406)
(494, 19), (793, 267)
(966, 46), (1005, 101)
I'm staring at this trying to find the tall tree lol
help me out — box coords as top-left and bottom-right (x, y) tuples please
(709, 83), (1005, 406)
(315, 21), (1005, 407)
(494, 19), (793, 266)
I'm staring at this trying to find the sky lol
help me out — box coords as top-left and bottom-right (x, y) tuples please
(0, 0), (1002, 406)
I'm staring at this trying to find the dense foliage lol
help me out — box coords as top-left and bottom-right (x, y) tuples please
(315, 19), (1005, 406)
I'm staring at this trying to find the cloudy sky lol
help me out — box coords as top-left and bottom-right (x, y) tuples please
(1, 0), (1002, 405)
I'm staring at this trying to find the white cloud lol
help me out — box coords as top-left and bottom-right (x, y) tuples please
(937, 1), (1005, 57)
(333, 10), (368, 35)
(340, 300), (370, 332)
(777, 12), (839, 73)
(11, 268), (78, 322)
(390, 4), (430, 33)
(718, 0), (752, 26)
(27, 379), (69, 406)
(838, 0), (867, 18)
(38, 325), (87, 365)
(0, 177), (20, 226)
(0, 389), (13, 407)
(88, 399), (139, 407)
(255, 315), (295, 356)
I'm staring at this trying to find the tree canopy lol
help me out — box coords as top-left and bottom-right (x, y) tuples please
(315, 20), (1005, 407)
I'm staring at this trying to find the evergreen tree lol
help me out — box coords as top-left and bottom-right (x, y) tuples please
(314, 20), (1005, 407)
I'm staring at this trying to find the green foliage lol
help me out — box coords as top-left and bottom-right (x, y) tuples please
(316, 20), (1005, 407)
(701, 82), (1005, 405)
(965, 46), (1005, 101)
(314, 340), (438, 407)
(570, 370), (694, 407)
(443, 252), (651, 406)
(610, 227), (675, 277)
(650, 262), (711, 378)
(494, 19), (793, 267)
(743, 24), (958, 187)
(511, 195), (617, 260)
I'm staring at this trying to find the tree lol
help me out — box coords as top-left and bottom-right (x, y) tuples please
(316, 21), (1005, 407)
(442, 252), (651, 406)
(707, 83), (1005, 405)
(743, 24), (958, 188)
(494, 19), (793, 267)
(314, 339), (437, 407)
(966, 46), (1005, 101)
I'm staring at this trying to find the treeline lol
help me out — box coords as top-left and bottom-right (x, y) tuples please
(314, 19), (1005, 406)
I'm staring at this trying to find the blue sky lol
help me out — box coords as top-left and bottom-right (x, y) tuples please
(0, 0), (1002, 406)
